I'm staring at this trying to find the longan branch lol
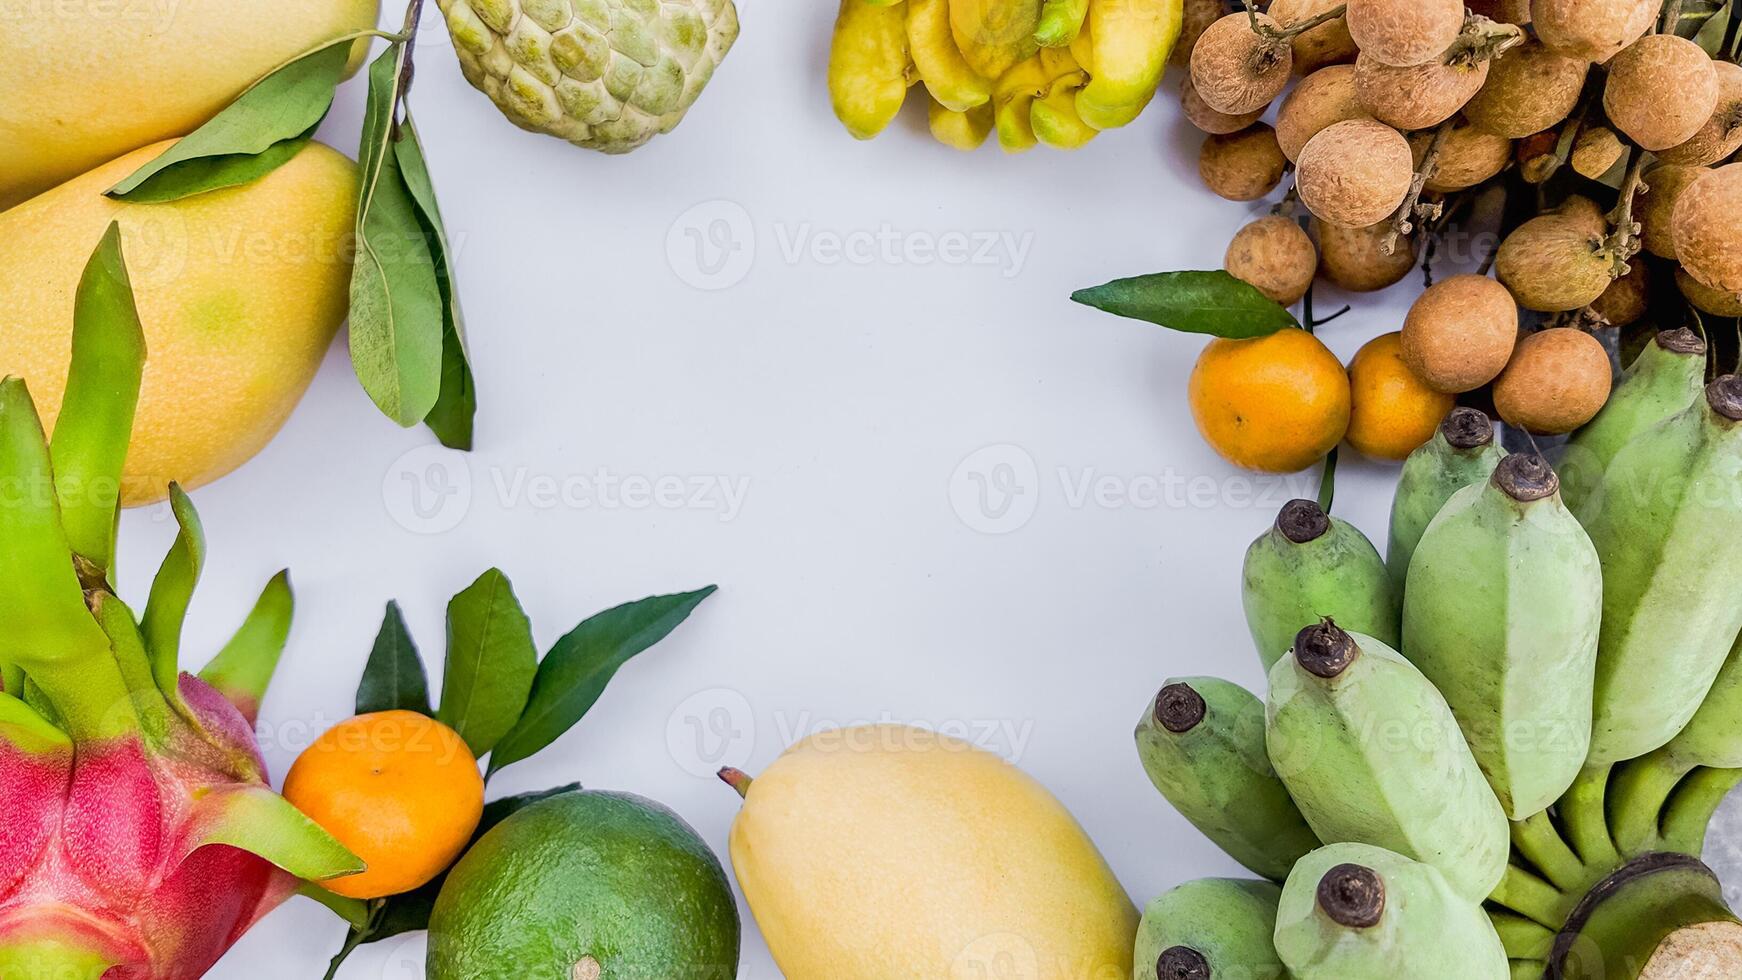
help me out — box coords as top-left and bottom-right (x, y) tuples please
(1444, 15), (1526, 69)
(1603, 152), (1650, 278)
(1661, 0), (1685, 34)
(1242, 0), (1347, 42)
(1383, 121), (1452, 255)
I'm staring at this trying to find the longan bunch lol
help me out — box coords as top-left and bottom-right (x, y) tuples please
(1179, 0), (1742, 446)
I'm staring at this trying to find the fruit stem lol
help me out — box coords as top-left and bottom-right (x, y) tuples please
(1661, 0), (1685, 35)
(1659, 767), (1742, 855)
(1444, 14), (1526, 69)
(1384, 121), (1452, 256)
(1511, 811), (1590, 893)
(718, 767), (754, 798)
(1243, 1), (1347, 42)
(1550, 853), (1740, 978)
(1493, 864), (1574, 929)
(1610, 749), (1695, 856)
(1563, 765), (1622, 868)
(1603, 153), (1650, 278)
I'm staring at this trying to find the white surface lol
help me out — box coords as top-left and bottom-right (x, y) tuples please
(112, 3), (1438, 977)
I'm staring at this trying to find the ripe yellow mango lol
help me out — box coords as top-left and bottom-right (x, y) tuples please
(0, 0), (378, 209)
(0, 141), (358, 504)
(725, 725), (1137, 980)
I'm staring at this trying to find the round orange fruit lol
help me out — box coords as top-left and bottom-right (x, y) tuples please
(1345, 331), (1456, 461)
(1188, 327), (1352, 473)
(283, 710), (485, 899)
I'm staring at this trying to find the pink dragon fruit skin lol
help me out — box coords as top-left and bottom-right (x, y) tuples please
(0, 225), (361, 980)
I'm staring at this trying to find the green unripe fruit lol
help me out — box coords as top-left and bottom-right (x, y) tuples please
(1134, 878), (1285, 980)
(1243, 499), (1399, 671)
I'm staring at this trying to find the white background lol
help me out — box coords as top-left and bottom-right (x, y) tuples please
(88, 2), (1733, 977)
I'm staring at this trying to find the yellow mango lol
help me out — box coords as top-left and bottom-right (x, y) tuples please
(0, 0), (378, 209)
(929, 99), (995, 149)
(1075, 0), (1183, 130)
(725, 725), (1137, 980)
(950, 0), (1042, 81)
(910, 0), (994, 111)
(830, 0), (915, 140)
(0, 142), (358, 504)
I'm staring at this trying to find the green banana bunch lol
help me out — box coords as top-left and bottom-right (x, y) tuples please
(1401, 454), (1602, 820)
(1135, 678), (1319, 881)
(1386, 408), (1504, 589)
(1581, 376), (1742, 764)
(1274, 843), (1509, 979)
(1559, 329), (1708, 514)
(1265, 621), (1509, 901)
(1133, 878), (1284, 980)
(1242, 500), (1398, 671)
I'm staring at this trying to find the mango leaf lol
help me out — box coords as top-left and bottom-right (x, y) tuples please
(393, 114), (476, 450)
(1071, 270), (1300, 339)
(355, 601), (432, 716)
(349, 42), (445, 427)
(49, 223), (144, 581)
(106, 40), (352, 202)
(488, 587), (718, 776)
(436, 569), (536, 757)
(1694, 5), (1732, 55)
(141, 485), (205, 694)
(198, 571), (295, 724)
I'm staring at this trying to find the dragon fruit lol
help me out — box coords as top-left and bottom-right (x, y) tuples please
(0, 225), (359, 979)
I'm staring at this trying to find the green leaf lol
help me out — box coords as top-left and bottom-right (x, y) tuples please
(106, 40), (351, 202)
(393, 114), (476, 450)
(1070, 270), (1300, 339)
(198, 571), (295, 724)
(1317, 446), (1339, 513)
(488, 587), (718, 776)
(298, 884), (371, 930)
(1694, 5), (1732, 55)
(48, 223), (145, 581)
(355, 601), (432, 716)
(349, 43), (445, 427)
(141, 485), (205, 693)
(436, 569), (536, 757)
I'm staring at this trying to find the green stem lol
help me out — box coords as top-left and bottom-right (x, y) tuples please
(1492, 865), (1573, 929)
(1512, 811), (1590, 892)
(1509, 961), (1546, 980)
(1562, 765), (1620, 869)
(1660, 767), (1742, 856)
(1553, 854), (1741, 980)
(1491, 910), (1557, 959)
(1610, 748), (1695, 857)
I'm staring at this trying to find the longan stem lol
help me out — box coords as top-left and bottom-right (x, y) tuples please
(1383, 121), (1452, 256)
(1661, 0), (1685, 35)
(1243, 0), (1347, 41)
(1603, 153), (1650, 277)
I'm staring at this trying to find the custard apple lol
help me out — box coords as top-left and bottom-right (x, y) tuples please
(436, 0), (739, 153)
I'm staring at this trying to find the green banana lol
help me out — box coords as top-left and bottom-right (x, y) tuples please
(1581, 376), (1742, 764)
(1266, 622), (1510, 901)
(1136, 678), (1319, 881)
(1560, 328), (1708, 514)
(1386, 408), (1504, 589)
(1134, 878), (1284, 980)
(1243, 499), (1399, 671)
(1400, 454), (1603, 820)
(1274, 842), (1509, 979)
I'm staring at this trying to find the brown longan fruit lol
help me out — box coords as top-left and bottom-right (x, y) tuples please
(1605, 35), (1721, 152)
(1677, 267), (1742, 317)
(1200, 124), (1289, 202)
(1659, 62), (1742, 167)
(1492, 329), (1614, 435)
(1191, 14), (1295, 116)
(1401, 274), (1520, 393)
(1638, 164), (1710, 259)
(1468, 0), (1532, 25)
(1182, 74), (1266, 135)
(1531, 0), (1656, 63)
(1354, 52), (1489, 131)
(1225, 216), (1319, 306)
(1591, 261), (1650, 328)
(1276, 65), (1369, 162)
(1172, 0), (1229, 69)
(1495, 213), (1617, 312)
(1553, 195), (1611, 237)
(1571, 127), (1626, 180)
(1516, 129), (1564, 184)
(1412, 119), (1513, 192)
(1270, 0), (1360, 74)
(1463, 39), (1589, 138)
(1297, 119), (1415, 227)
(1346, 0), (1466, 68)
(1673, 164), (1742, 293)
(1313, 218), (1421, 291)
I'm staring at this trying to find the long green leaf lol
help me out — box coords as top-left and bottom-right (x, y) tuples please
(198, 570), (295, 724)
(436, 569), (536, 757)
(393, 114), (476, 450)
(106, 40), (351, 202)
(489, 586), (718, 775)
(141, 485), (205, 692)
(349, 44), (444, 426)
(355, 601), (432, 716)
(49, 223), (145, 582)
(1071, 270), (1301, 339)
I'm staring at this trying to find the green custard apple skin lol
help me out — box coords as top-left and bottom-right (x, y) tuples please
(1265, 622), (1509, 902)
(1133, 878), (1285, 980)
(436, 0), (739, 153)
(1560, 329), (1708, 514)
(1243, 499), (1400, 671)
(427, 789), (741, 980)
(1135, 679), (1319, 881)
(1579, 376), (1742, 765)
(1386, 408), (1504, 590)
(1401, 455), (1602, 820)
(1273, 842), (1508, 979)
